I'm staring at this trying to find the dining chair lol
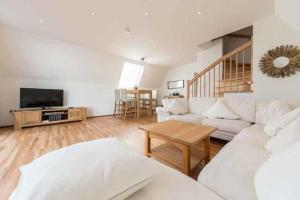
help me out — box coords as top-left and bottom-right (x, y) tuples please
(119, 89), (137, 119)
(141, 90), (157, 114)
(113, 89), (121, 117)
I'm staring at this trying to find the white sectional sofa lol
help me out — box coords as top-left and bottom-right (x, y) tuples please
(156, 96), (299, 141)
(157, 96), (300, 200)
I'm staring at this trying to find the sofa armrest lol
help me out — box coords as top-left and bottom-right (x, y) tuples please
(156, 107), (171, 116)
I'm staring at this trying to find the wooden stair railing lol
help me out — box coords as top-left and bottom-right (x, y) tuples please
(187, 40), (252, 98)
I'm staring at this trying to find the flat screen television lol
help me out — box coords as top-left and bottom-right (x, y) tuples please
(20, 88), (64, 108)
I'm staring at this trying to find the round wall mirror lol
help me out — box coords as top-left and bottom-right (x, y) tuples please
(259, 45), (300, 78)
(273, 56), (290, 68)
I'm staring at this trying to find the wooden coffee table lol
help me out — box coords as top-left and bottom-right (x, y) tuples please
(139, 120), (216, 176)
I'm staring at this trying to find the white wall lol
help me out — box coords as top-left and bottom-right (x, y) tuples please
(252, 15), (300, 101)
(275, 0), (300, 31)
(0, 26), (169, 126)
(159, 39), (223, 100)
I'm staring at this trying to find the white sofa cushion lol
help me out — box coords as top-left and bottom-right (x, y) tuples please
(233, 124), (268, 148)
(264, 107), (300, 137)
(255, 100), (291, 125)
(168, 114), (205, 124)
(156, 107), (170, 122)
(162, 98), (189, 115)
(223, 96), (256, 123)
(198, 142), (270, 200)
(265, 117), (300, 154)
(129, 159), (223, 200)
(188, 97), (216, 114)
(202, 118), (251, 134)
(255, 141), (300, 200)
(167, 99), (188, 115)
(10, 138), (161, 200)
(203, 99), (240, 120)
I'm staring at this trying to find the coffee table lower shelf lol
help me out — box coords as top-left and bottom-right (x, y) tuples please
(148, 142), (207, 174)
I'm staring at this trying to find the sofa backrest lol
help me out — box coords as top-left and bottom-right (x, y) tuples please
(162, 98), (189, 110)
(255, 100), (300, 125)
(223, 96), (256, 123)
(188, 97), (216, 114)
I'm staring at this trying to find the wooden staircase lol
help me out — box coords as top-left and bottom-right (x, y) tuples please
(187, 41), (252, 98)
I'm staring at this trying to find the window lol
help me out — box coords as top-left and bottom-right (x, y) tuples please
(119, 62), (144, 88)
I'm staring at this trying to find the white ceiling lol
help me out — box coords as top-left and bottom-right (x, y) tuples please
(0, 0), (274, 67)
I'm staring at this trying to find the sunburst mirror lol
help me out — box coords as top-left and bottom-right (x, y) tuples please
(259, 45), (300, 78)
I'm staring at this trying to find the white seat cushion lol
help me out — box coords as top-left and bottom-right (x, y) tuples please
(129, 160), (223, 200)
(198, 142), (270, 200)
(168, 114), (205, 124)
(202, 118), (251, 134)
(233, 124), (269, 148)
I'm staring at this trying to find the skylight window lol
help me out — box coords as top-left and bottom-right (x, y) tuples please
(119, 62), (144, 88)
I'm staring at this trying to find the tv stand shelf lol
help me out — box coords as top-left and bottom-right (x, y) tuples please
(12, 107), (87, 130)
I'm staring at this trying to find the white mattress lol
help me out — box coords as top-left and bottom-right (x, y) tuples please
(129, 159), (223, 200)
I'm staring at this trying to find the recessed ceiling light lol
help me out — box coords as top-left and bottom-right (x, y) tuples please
(197, 11), (202, 15)
(145, 11), (149, 16)
(91, 12), (96, 16)
(39, 19), (44, 23)
(151, 39), (155, 43)
(125, 27), (131, 34)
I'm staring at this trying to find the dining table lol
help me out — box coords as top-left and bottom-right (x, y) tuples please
(126, 89), (153, 119)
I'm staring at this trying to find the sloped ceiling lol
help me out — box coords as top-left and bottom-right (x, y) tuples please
(0, 0), (274, 67)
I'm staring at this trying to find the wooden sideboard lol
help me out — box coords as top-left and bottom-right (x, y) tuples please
(12, 107), (87, 130)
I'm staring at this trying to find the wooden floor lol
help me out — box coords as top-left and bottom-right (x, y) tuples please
(0, 116), (226, 199)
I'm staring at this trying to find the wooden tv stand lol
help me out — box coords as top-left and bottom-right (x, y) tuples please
(12, 107), (87, 130)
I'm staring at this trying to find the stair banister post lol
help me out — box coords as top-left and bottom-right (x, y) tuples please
(186, 80), (190, 99)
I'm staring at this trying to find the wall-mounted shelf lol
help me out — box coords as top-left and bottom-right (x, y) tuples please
(12, 107), (87, 130)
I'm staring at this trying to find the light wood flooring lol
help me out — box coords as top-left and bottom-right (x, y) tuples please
(0, 116), (226, 199)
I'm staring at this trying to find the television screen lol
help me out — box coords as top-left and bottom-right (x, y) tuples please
(20, 88), (64, 108)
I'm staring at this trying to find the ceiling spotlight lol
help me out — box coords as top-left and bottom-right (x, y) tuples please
(145, 11), (149, 16)
(151, 39), (155, 43)
(91, 12), (96, 16)
(197, 11), (202, 15)
(39, 19), (44, 23)
(125, 27), (131, 34)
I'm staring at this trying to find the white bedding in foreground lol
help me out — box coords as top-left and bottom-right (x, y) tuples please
(9, 137), (222, 200)
(128, 159), (223, 200)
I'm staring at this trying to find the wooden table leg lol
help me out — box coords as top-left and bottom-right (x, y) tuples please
(149, 92), (153, 117)
(182, 145), (190, 176)
(137, 92), (140, 119)
(144, 131), (151, 157)
(204, 136), (211, 164)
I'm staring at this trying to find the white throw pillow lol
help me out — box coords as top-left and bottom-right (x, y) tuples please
(255, 100), (291, 125)
(255, 141), (300, 200)
(9, 138), (161, 200)
(264, 107), (300, 137)
(188, 97), (216, 114)
(167, 99), (188, 115)
(265, 117), (300, 154)
(203, 99), (240, 120)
